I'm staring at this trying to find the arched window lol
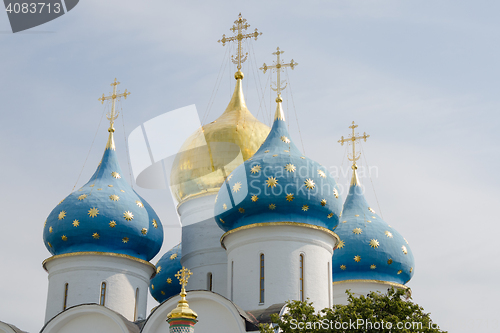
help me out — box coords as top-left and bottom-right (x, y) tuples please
(207, 272), (213, 291)
(99, 282), (107, 306)
(299, 254), (304, 301)
(260, 254), (265, 304)
(134, 288), (139, 321)
(231, 261), (234, 301)
(63, 283), (68, 310)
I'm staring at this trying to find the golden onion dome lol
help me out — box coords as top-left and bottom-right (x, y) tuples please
(170, 71), (270, 204)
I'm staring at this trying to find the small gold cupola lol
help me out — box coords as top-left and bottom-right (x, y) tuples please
(167, 267), (198, 332)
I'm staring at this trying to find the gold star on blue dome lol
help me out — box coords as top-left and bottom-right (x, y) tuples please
(284, 163), (296, 172)
(280, 136), (290, 143)
(88, 208), (99, 218)
(124, 211), (134, 220)
(304, 179), (315, 190)
(266, 177), (278, 188)
(250, 165), (261, 174)
(233, 182), (242, 193)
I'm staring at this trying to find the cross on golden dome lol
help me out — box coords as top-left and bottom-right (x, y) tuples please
(167, 266), (198, 320)
(98, 78), (131, 131)
(338, 121), (370, 167)
(175, 266), (193, 294)
(260, 47), (298, 102)
(218, 13), (262, 75)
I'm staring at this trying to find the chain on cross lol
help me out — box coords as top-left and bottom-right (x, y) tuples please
(175, 266), (193, 293)
(218, 13), (262, 72)
(338, 121), (370, 167)
(98, 78), (131, 130)
(260, 47), (298, 100)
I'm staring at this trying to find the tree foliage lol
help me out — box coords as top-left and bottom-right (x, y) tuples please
(259, 288), (446, 333)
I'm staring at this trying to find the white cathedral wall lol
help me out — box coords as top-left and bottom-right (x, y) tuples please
(142, 291), (246, 333)
(223, 224), (336, 312)
(178, 194), (228, 297)
(332, 280), (408, 305)
(43, 253), (155, 323)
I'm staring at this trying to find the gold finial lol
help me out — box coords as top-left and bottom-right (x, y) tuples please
(218, 13), (262, 77)
(167, 267), (198, 320)
(338, 121), (370, 168)
(98, 78), (131, 150)
(274, 96), (286, 121)
(176, 266), (192, 293)
(260, 47), (298, 101)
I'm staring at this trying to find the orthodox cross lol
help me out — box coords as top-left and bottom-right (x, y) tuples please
(218, 13), (262, 71)
(175, 266), (193, 294)
(98, 78), (131, 130)
(260, 47), (298, 99)
(338, 121), (370, 167)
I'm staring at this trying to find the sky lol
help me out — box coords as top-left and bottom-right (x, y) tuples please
(1, 0), (499, 332)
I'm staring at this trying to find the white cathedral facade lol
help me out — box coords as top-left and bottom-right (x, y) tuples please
(0, 15), (415, 333)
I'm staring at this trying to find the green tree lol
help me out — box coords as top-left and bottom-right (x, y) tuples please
(259, 287), (446, 333)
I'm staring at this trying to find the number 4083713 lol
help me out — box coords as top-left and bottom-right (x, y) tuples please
(6, 3), (61, 14)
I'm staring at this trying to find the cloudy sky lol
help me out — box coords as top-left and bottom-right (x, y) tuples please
(1, 1), (499, 332)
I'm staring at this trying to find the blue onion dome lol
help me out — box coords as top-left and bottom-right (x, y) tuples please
(214, 96), (343, 233)
(43, 127), (164, 261)
(150, 243), (182, 303)
(332, 166), (415, 285)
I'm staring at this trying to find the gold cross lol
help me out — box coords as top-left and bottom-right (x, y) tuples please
(338, 121), (370, 166)
(175, 266), (193, 293)
(218, 13), (262, 72)
(98, 78), (131, 130)
(260, 47), (298, 100)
